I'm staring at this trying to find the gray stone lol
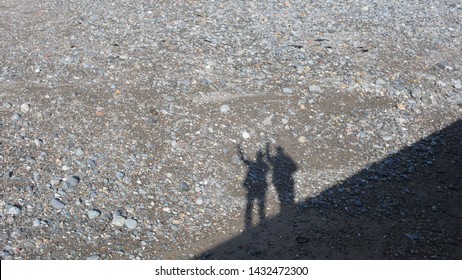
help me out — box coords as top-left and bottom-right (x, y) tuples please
(75, 147), (84, 157)
(382, 136), (393, 141)
(180, 181), (190, 191)
(33, 139), (43, 147)
(11, 113), (21, 121)
(309, 85), (322, 93)
(3, 102), (12, 109)
(86, 255), (100, 260)
(454, 80), (462, 89)
(116, 171), (125, 179)
(195, 197), (204, 205)
(87, 210), (101, 219)
(283, 87), (293, 94)
(34, 172), (42, 182)
(22, 241), (36, 250)
(6, 205), (21, 215)
(125, 218), (138, 229)
(65, 176), (79, 187)
(87, 159), (97, 168)
(33, 219), (41, 227)
(50, 198), (65, 209)
(220, 104), (230, 113)
(410, 89), (421, 99)
(111, 215), (126, 227)
(20, 103), (30, 113)
(242, 131), (250, 140)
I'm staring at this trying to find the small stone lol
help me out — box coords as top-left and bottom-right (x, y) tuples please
(396, 103), (406, 110)
(33, 139), (43, 147)
(382, 136), (393, 141)
(22, 241), (36, 251)
(116, 171), (125, 179)
(75, 147), (84, 157)
(33, 172), (41, 182)
(354, 198), (363, 207)
(309, 85), (321, 93)
(111, 215), (126, 227)
(6, 205), (21, 215)
(11, 113), (21, 121)
(454, 80), (462, 89)
(220, 104), (230, 113)
(62, 165), (71, 171)
(50, 198), (65, 209)
(65, 176), (80, 187)
(262, 115), (273, 126)
(410, 89), (421, 99)
(33, 219), (41, 227)
(179, 181), (190, 191)
(242, 131), (250, 140)
(87, 159), (97, 168)
(436, 80), (447, 87)
(195, 197), (204, 205)
(87, 210), (101, 219)
(3, 101), (12, 109)
(125, 218), (138, 229)
(283, 87), (293, 94)
(20, 103), (30, 113)
(86, 255), (100, 260)
(298, 136), (307, 143)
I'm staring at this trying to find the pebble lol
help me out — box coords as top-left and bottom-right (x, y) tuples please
(87, 210), (101, 219)
(86, 255), (100, 260)
(3, 101), (12, 109)
(33, 219), (41, 227)
(34, 139), (43, 147)
(195, 197), (204, 205)
(6, 205), (21, 215)
(283, 87), (293, 94)
(219, 104), (230, 113)
(298, 136), (307, 143)
(125, 218), (138, 229)
(11, 113), (21, 121)
(111, 215), (126, 227)
(22, 241), (36, 251)
(33, 172), (41, 182)
(179, 181), (190, 191)
(50, 198), (65, 209)
(309, 85), (322, 93)
(242, 131), (250, 140)
(20, 103), (30, 113)
(410, 88), (421, 99)
(75, 147), (84, 157)
(454, 80), (462, 89)
(116, 171), (125, 179)
(65, 176), (80, 187)
(382, 136), (393, 141)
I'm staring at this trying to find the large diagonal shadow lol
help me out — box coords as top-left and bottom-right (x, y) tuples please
(198, 120), (462, 259)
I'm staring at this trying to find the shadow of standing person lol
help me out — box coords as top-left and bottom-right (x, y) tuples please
(238, 145), (270, 230)
(266, 143), (298, 210)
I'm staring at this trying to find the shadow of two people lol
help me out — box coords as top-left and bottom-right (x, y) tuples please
(238, 143), (298, 229)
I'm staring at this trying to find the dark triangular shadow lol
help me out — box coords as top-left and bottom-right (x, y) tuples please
(197, 120), (462, 259)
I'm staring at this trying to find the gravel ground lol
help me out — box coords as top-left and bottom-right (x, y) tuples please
(1, 0), (461, 260)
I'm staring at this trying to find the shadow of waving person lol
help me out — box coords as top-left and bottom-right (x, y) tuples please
(238, 145), (270, 230)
